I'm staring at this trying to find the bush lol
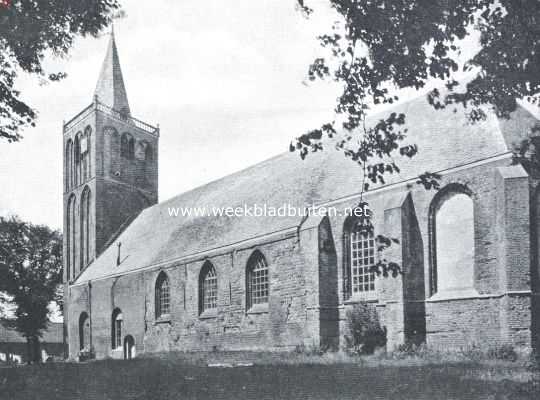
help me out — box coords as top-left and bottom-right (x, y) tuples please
(344, 303), (387, 355)
(487, 344), (518, 362)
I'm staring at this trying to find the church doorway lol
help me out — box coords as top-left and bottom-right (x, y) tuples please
(123, 335), (135, 360)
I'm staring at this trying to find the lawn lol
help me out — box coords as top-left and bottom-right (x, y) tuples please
(0, 351), (539, 400)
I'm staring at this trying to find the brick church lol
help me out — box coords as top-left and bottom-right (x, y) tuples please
(63, 31), (540, 360)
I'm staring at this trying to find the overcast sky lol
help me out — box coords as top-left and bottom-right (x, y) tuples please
(0, 0), (341, 230)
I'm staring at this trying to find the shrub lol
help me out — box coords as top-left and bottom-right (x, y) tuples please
(294, 342), (328, 356)
(344, 303), (387, 355)
(487, 344), (518, 362)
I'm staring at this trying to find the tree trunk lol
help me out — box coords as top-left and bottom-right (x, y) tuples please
(25, 338), (32, 364)
(32, 336), (41, 363)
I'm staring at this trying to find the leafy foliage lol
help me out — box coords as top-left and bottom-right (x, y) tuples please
(0, 216), (63, 362)
(344, 302), (387, 355)
(0, 0), (120, 142)
(292, 0), (540, 272)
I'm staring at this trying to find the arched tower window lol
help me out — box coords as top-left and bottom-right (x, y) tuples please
(83, 126), (92, 181)
(246, 251), (268, 310)
(111, 308), (123, 349)
(120, 133), (132, 159)
(128, 137), (135, 159)
(199, 261), (217, 314)
(65, 139), (73, 191)
(155, 272), (170, 318)
(343, 217), (376, 300)
(66, 195), (76, 282)
(74, 133), (82, 186)
(79, 312), (90, 351)
(80, 186), (91, 270)
(430, 188), (475, 295)
(145, 144), (153, 161)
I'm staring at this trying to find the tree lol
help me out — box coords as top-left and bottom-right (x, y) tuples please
(292, 0), (540, 273)
(0, 216), (63, 363)
(0, 0), (120, 143)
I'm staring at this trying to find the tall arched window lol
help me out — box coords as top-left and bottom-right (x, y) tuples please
(199, 261), (217, 314)
(145, 144), (153, 161)
(343, 218), (376, 299)
(80, 187), (91, 270)
(65, 139), (73, 191)
(111, 308), (123, 349)
(79, 126), (91, 182)
(79, 312), (90, 351)
(85, 126), (92, 181)
(155, 272), (170, 318)
(66, 195), (76, 282)
(128, 137), (135, 159)
(430, 189), (475, 295)
(246, 251), (269, 310)
(74, 133), (82, 186)
(120, 133), (131, 158)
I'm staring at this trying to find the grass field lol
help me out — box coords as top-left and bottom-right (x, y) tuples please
(1, 351), (539, 400)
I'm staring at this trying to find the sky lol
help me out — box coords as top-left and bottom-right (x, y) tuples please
(0, 0), (341, 230)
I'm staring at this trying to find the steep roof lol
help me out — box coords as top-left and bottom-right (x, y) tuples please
(76, 96), (540, 284)
(94, 27), (131, 114)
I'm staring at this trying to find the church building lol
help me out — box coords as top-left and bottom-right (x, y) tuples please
(63, 31), (540, 359)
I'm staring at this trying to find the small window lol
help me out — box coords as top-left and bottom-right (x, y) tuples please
(246, 251), (269, 310)
(111, 308), (123, 349)
(199, 261), (217, 314)
(155, 272), (170, 318)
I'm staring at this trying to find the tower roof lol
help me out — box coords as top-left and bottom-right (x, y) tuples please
(94, 27), (131, 114)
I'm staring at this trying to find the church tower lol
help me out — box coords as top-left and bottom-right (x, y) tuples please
(63, 29), (159, 283)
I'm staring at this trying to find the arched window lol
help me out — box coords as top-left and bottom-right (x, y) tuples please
(128, 137), (135, 159)
(79, 312), (90, 351)
(84, 126), (92, 181)
(430, 190), (475, 295)
(74, 133), (82, 186)
(65, 139), (73, 191)
(155, 272), (170, 318)
(246, 251), (269, 310)
(66, 195), (76, 282)
(145, 144), (153, 161)
(111, 308), (123, 349)
(80, 187), (91, 270)
(120, 133), (131, 158)
(343, 217), (376, 299)
(199, 261), (217, 314)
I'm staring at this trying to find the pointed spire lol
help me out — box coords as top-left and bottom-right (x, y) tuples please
(94, 25), (131, 114)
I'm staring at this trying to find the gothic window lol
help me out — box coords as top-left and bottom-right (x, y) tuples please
(128, 137), (135, 160)
(246, 251), (268, 310)
(66, 195), (76, 282)
(65, 139), (73, 191)
(350, 225), (376, 294)
(343, 217), (376, 300)
(80, 187), (91, 270)
(111, 308), (123, 349)
(155, 272), (170, 318)
(79, 312), (90, 351)
(431, 189), (475, 295)
(199, 261), (217, 314)
(120, 133), (132, 159)
(74, 133), (82, 186)
(145, 144), (153, 161)
(83, 126), (92, 181)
